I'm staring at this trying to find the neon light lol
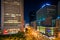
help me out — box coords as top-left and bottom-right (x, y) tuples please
(46, 3), (51, 5)
(41, 4), (46, 8)
(41, 3), (51, 8)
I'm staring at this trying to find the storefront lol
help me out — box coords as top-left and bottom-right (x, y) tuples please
(37, 26), (54, 36)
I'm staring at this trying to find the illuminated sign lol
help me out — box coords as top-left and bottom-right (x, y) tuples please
(3, 29), (8, 34)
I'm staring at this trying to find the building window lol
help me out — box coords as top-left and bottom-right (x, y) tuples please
(14, 1), (20, 5)
(16, 14), (21, 16)
(5, 13), (10, 15)
(11, 14), (16, 17)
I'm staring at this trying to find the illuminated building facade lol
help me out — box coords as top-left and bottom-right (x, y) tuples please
(1, 0), (24, 34)
(36, 3), (56, 27)
(36, 3), (56, 36)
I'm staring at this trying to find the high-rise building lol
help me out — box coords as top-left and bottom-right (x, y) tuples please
(54, 1), (60, 37)
(36, 3), (56, 36)
(1, 0), (24, 34)
(57, 1), (60, 29)
(36, 3), (56, 27)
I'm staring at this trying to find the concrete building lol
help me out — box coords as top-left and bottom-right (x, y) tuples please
(1, 0), (24, 34)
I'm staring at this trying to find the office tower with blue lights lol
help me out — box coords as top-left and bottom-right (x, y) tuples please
(36, 3), (56, 36)
(36, 3), (56, 27)
(1, 0), (24, 34)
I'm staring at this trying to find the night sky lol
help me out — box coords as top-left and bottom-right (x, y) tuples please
(24, 0), (58, 23)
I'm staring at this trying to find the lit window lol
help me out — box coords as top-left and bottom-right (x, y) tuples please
(5, 13), (10, 15)
(16, 14), (18, 16)
(16, 14), (21, 16)
(17, 3), (20, 5)
(19, 14), (21, 16)
(4, 20), (21, 23)
(14, 1), (20, 5)
(11, 14), (15, 17)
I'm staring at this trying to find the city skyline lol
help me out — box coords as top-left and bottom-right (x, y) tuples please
(0, 0), (59, 23)
(24, 0), (58, 23)
(0, 0), (60, 38)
